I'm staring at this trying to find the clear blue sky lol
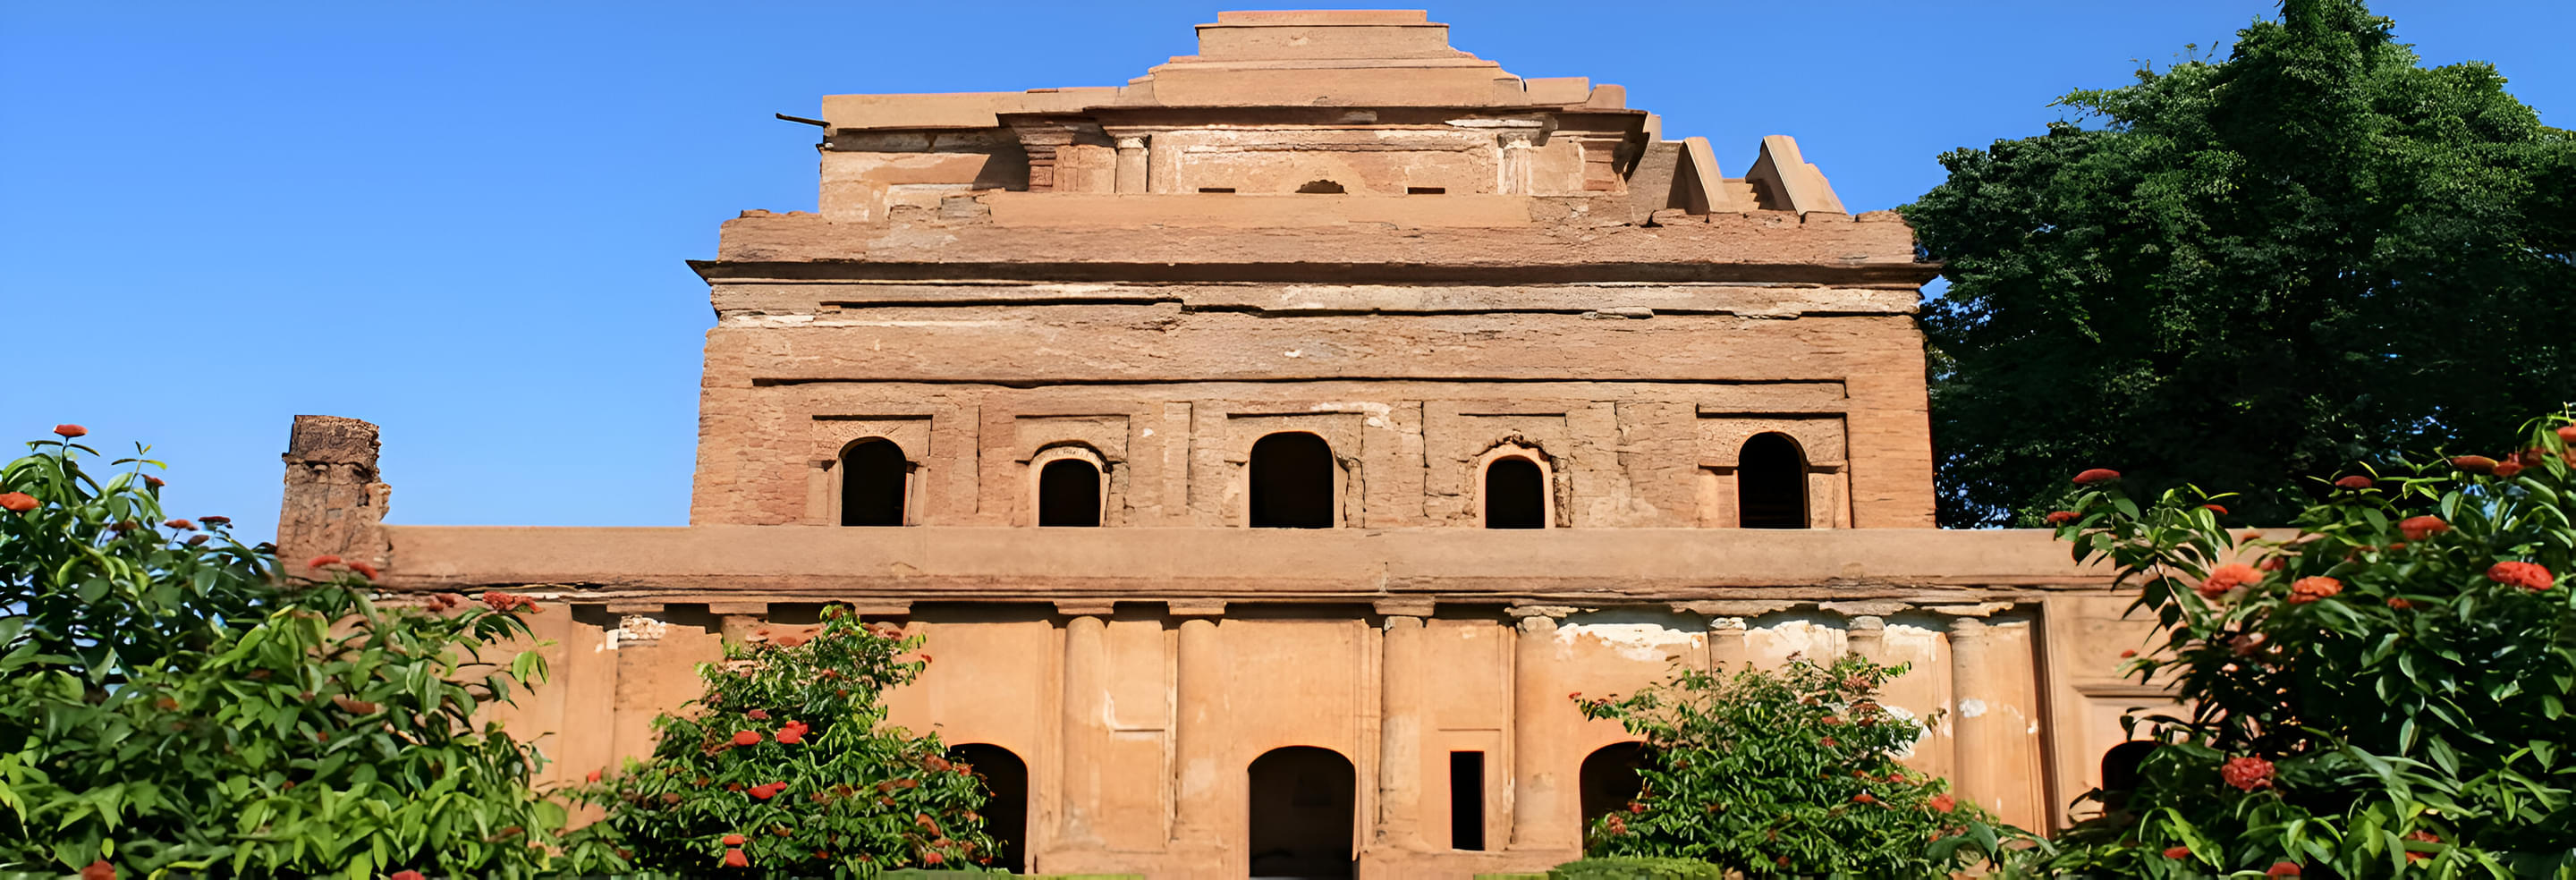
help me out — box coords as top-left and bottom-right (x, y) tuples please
(4, 1), (2567, 543)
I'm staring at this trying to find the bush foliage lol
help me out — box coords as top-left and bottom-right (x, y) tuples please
(568, 607), (998, 876)
(1573, 654), (2022, 878)
(2033, 417), (2576, 876)
(0, 428), (565, 878)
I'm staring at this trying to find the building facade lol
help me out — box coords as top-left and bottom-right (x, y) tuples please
(277, 12), (2168, 878)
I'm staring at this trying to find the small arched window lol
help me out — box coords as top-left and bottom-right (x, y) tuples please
(1483, 456), (1547, 529)
(1578, 742), (1648, 841)
(1250, 432), (1335, 529)
(1037, 458), (1103, 527)
(839, 438), (910, 527)
(1737, 432), (1808, 529)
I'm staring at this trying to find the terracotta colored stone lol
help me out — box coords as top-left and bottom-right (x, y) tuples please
(280, 11), (2173, 877)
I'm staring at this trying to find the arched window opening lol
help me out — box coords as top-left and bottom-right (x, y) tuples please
(1248, 746), (1355, 879)
(1737, 432), (1809, 529)
(839, 439), (909, 527)
(946, 744), (1028, 873)
(1483, 457), (1546, 529)
(1578, 742), (1648, 842)
(1250, 432), (1335, 529)
(1036, 459), (1102, 527)
(2097, 740), (2159, 813)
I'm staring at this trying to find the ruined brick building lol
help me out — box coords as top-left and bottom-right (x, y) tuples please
(277, 12), (2165, 878)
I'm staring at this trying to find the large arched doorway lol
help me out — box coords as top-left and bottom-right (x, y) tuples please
(1578, 742), (1648, 842)
(1247, 746), (1353, 879)
(945, 743), (1027, 873)
(1249, 433), (1335, 529)
(839, 438), (910, 527)
(1737, 432), (1809, 529)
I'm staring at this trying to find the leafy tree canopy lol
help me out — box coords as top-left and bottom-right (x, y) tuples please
(1905, 0), (2576, 527)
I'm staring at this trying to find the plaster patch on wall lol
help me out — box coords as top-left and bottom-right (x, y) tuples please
(1880, 623), (1943, 661)
(1556, 622), (1701, 662)
(1958, 698), (1987, 719)
(1748, 619), (1845, 663)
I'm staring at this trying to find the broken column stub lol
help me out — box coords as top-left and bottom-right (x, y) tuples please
(276, 414), (390, 579)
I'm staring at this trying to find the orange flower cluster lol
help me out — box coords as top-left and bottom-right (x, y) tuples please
(2398, 515), (2449, 542)
(479, 590), (540, 613)
(2221, 756), (2274, 791)
(2071, 468), (2121, 486)
(2487, 561), (2555, 592)
(2286, 577), (2342, 605)
(776, 720), (810, 745)
(2046, 510), (2079, 525)
(2198, 563), (2262, 600)
(0, 492), (35, 512)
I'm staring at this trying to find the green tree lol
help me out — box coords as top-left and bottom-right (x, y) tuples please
(2030, 418), (2576, 876)
(1905, 0), (2576, 527)
(0, 427), (572, 878)
(567, 608), (997, 876)
(1573, 655), (2023, 878)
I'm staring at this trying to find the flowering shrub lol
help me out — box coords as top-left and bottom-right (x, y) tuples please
(2032, 415), (2576, 876)
(0, 429), (565, 877)
(566, 607), (996, 875)
(1573, 654), (2025, 877)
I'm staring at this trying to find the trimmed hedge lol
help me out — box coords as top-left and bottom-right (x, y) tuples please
(1548, 857), (1728, 880)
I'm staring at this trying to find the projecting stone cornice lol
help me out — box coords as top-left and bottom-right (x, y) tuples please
(375, 526), (2113, 605)
(691, 205), (1939, 288)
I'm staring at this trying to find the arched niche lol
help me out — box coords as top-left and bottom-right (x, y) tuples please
(1475, 443), (1555, 529)
(1249, 432), (1339, 529)
(1737, 432), (1809, 529)
(837, 437), (913, 527)
(1029, 444), (1108, 528)
(1577, 741), (1649, 844)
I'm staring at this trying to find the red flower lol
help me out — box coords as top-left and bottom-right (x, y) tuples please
(746, 709), (770, 720)
(2453, 455), (2498, 474)
(752, 783), (785, 800)
(390, 871), (425, 880)
(2201, 503), (2229, 515)
(347, 561), (378, 580)
(55, 424), (88, 438)
(2258, 556), (2285, 571)
(2046, 510), (2080, 525)
(0, 493), (35, 512)
(2198, 563), (2262, 599)
(2267, 862), (2301, 877)
(923, 852), (945, 866)
(1852, 792), (1877, 804)
(2488, 561), (2555, 591)
(2334, 475), (2374, 490)
(776, 726), (806, 745)
(2163, 845), (2190, 859)
(2387, 597), (2414, 610)
(1605, 815), (1627, 834)
(1627, 800), (1647, 814)
(2221, 756), (2275, 791)
(733, 730), (762, 746)
(2399, 515), (2448, 541)
(2119, 649), (2137, 658)
(310, 554), (343, 569)
(199, 515), (230, 526)
(2403, 830), (2441, 863)
(2072, 469), (2121, 486)
(2287, 576), (2342, 605)
(2558, 425), (2576, 444)
(165, 518), (195, 530)
(586, 769), (603, 783)
(1923, 792), (1954, 812)
(723, 848), (749, 867)
(80, 861), (114, 880)
(723, 833), (747, 845)
(144, 476), (164, 488)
